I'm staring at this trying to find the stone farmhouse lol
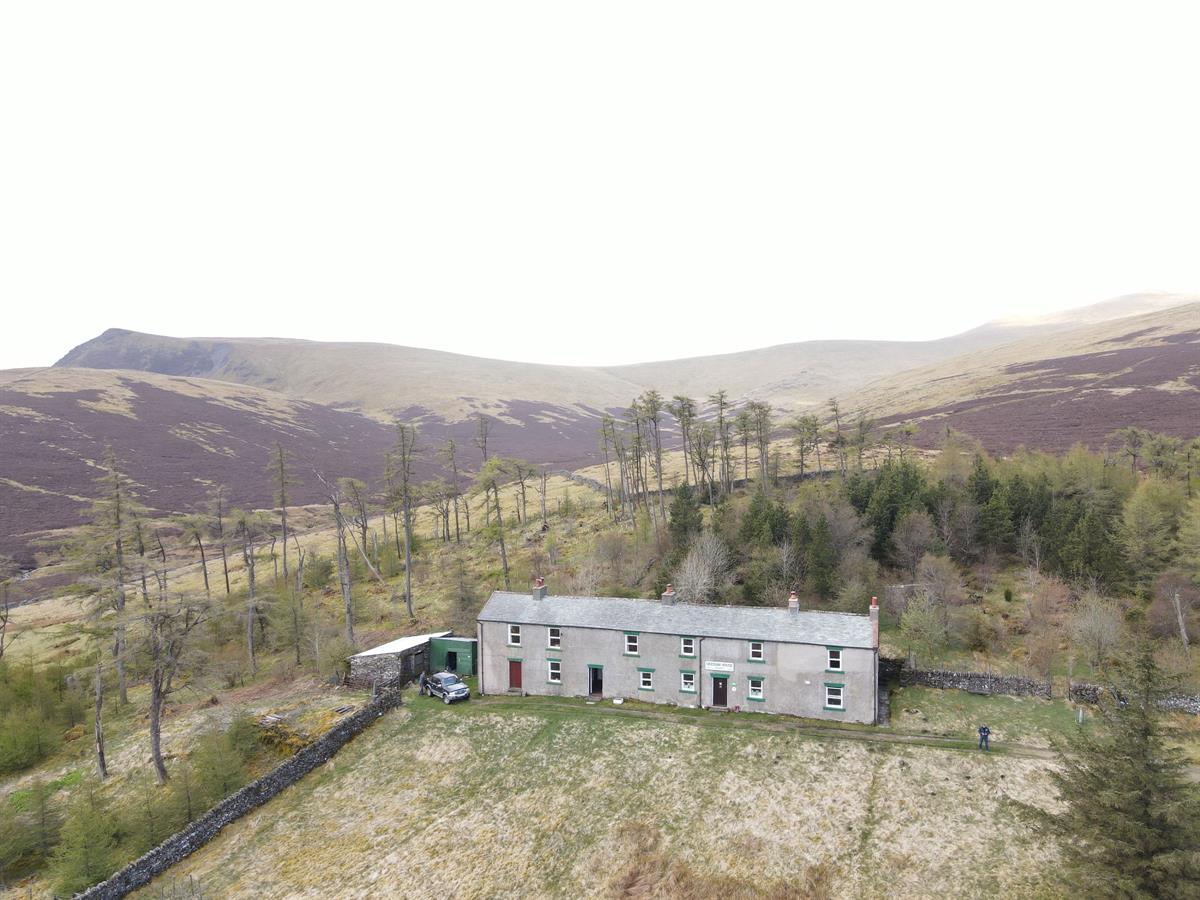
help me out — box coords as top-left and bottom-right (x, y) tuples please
(477, 581), (880, 724)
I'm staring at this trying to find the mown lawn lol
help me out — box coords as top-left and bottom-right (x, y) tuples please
(136, 693), (1064, 899)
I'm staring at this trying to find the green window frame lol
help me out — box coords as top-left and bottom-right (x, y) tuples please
(638, 668), (654, 691)
(747, 675), (765, 702)
(823, 681), (845, 712)
(679, 669), (697, 693)
(825, 646), (844, 673)
(623, 631), (640, 656)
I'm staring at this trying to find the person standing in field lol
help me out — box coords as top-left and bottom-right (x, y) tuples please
(978, 724), (991, 751)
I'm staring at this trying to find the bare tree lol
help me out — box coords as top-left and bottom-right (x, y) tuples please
(92, 660), (107, 780)
(891, 509), (936, 576)
(673, 533), (732, 604)
(826, 398), (848, 477)
(708, 389), (733, 497)
(231, 509), (269, 673)
(439, 439), (464, 541)
(143, 591), (210, 783)
(0, 556), (18, 663)
(208, 485), (232, 595)
(176, 514), (211, 598)
(269, 443), (294, 581)
(734, 408), (752, 481)
(1071, 596), (1124, 671)
(476, 458), (514, 590)
(391, 424), (420, 615)
(670, 395), (697, 486)
(789, 415), (820, 478)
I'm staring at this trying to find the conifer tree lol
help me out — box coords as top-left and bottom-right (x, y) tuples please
(1025, 645), (1200, 897)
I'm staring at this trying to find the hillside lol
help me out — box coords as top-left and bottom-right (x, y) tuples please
(56, 293), (1186, 423)
(7, 292), (1198, 567)
(0, 368), (399, 566)
(857, 301), (1200, 451)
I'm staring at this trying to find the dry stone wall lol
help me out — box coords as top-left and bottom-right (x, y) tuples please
(899, 668), (1052, 699)
(76, 689), (404, 900)
(1068, 682), (1200, 714)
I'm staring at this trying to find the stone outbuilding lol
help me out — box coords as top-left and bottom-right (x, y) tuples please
(347, 631), (451, 686)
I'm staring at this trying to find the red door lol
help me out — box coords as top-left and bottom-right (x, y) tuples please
(509, 659), (523, 691)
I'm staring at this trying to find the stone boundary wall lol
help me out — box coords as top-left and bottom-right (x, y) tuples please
(896, 666), (1052, 699)
(1068, 682), (1200, 715)
(76, 689), (404, 900)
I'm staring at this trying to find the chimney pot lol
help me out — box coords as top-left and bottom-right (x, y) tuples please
(532, 577), (547, 601)
(787, 590), (799, 613)
(661, 584), (677, 605)
(869, 596), (879, 646)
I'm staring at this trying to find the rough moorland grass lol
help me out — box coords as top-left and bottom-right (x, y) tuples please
(135, 696), (1062, 899)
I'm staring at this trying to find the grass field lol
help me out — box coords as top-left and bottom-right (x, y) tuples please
(135, 693), (1063, 900)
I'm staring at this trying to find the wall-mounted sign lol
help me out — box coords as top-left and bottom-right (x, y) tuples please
(704, 660), (734, 672)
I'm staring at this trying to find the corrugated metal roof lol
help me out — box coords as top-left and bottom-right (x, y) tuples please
(349, 630), (451, 658)
(477, 592), (875, 649)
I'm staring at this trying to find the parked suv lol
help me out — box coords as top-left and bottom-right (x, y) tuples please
(422, 671), (470, 704)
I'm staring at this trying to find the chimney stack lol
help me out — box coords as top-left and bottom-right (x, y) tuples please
(787, 590), (800, 613)
(869, 595), (879, 647)
(532, 576), (547, 602)
(661, 584), (676, 605)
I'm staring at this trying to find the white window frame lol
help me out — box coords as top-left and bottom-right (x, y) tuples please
(548, 627), (562, 649)
(548, 660), (562, 683)
(680, 671), (696, 693)
(680, 637), (695, 657)
(508, 624), (521, 646)
(624, 633), (639, 655)
(639, 670), (654, 690)
(748, 677), (764, 700)
(826, 647), (842, 671)
(825, 684), (844, 710)
(749, 641), (765, 661)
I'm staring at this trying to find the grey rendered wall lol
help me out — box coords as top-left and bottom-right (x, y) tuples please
(479, 617), (876, 724)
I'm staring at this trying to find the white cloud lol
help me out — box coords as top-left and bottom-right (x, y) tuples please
(2, 1), (1198, 368)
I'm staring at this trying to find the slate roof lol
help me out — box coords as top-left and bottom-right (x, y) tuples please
(477, 592), (875, 649)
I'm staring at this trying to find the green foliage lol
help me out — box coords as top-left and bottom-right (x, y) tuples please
(805, 515), (838, 600)
(737, 492), (790, 548)
(899, 593), (946, 666)
(0, 779), (59, 884)
(51, 781), (121, 895)
(862, 459), (927, 558)
(0, 659), (85, 775)
(303, 553), (335, 590)
(1025, 646), (1200, 897)
(668, 484), (703, 551)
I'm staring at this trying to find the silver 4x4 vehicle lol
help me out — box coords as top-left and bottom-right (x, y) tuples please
(422, 672), (470, 704)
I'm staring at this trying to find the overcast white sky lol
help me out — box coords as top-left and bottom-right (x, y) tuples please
(3, 2), (1199, 369)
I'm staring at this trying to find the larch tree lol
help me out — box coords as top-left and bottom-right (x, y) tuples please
(207, 485), (232, 595)
(439, 439), (464, 541)
(141, 590), (210, 784)
(0, 556), (18, 664)
(790, 415), (820, 479)
(476, 457), (514, 590)
(707, 389), (733, 497)
(391, 423), (419, 617)
(670, 395), (697, 486)
(269, 443), (294, 581)
(176, 514), (211, 598)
